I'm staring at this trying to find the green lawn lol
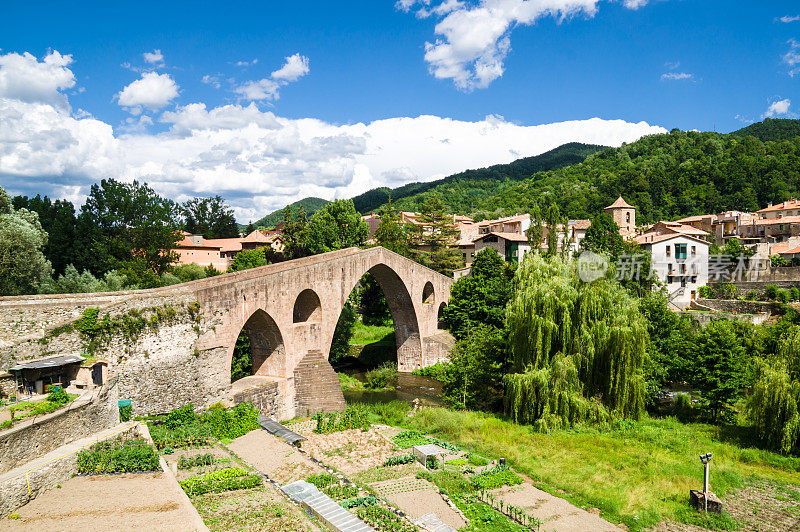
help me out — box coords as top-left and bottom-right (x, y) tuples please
(349, 322), (394, 346)
(358, 401), (800, 530)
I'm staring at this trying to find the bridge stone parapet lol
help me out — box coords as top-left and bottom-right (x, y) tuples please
(0, 247), (454, 420)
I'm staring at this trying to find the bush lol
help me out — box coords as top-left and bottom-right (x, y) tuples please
(778, 289), (791, 303)
(179, 467), (261, 496)
(766, 284), (779, 300)
(165, 403), (197, 429)
(393, 430), (430, 449)
(792, 287), (800, 301)
(364, 363), (398, 390)
(200, 402), (259, 440)
(77, 438), (160, 474)
(46, 388), (70, 405)
(307, 473), (339, 488)
(412, 362), (450, 381)
(698, 285), (711, 299)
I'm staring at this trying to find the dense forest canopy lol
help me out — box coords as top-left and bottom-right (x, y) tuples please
(731, 118), (800, 142)
(247, 197), (329, 230)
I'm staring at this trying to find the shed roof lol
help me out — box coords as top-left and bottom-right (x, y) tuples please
(9, 354), (85, 372)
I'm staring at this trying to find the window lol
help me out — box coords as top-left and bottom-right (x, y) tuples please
(668, 263), (674, 274)
(666, 245), (671, 257)
(484, 235), (498, 243)
(680, 264), (686, 274)
(626, 212), (631, 223)
(675, 243), (687, 259)
(691, 245), (696, 256)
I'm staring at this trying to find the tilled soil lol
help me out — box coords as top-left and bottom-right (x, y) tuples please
(0, 472), (199, 531)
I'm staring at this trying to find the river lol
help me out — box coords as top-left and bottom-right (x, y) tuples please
(342, 371), (444, 406)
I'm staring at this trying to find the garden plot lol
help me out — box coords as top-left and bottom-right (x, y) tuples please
(301, 426), (405, 475)
(227, 428), (326, 484)
(0, 472), (199, 531)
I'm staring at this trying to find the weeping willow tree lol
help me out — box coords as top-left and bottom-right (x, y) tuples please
(504, 253), (647, 430)
(747, 326), (800, 453)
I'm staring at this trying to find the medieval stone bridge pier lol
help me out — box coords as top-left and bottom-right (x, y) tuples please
(0, 247), (454, 420)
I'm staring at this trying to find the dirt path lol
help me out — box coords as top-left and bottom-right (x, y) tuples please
(490, 482), (620, 532)
(0, 472), (201, 531)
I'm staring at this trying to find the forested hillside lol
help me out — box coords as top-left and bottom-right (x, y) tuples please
(351, 142), (605, 215)
(249, 197), (329, 229)
(732, 118), (800, 142)
(382, 129), (798, 224)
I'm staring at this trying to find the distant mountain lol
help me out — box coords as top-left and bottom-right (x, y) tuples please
(247, 197), (329, 229)
(350, 142), (607, 215)
(732, 118), (800, 142)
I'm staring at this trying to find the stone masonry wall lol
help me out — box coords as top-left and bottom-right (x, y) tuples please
(293, 351), (345, 417)
(232, 381), (280, 418)
(0, 380), (119, 475)
(696, 298), (780, 315)
(0, 423), (140, 517)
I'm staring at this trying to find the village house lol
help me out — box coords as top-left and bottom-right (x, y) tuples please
(756, 199), (800, 219)
(174, 230), (284, 271)
(472, 232), (531, 264)
(604, 196), (637, 239)
(636, 232), (710, 307)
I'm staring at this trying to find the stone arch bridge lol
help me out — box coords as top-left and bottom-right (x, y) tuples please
(0, 247), (454, 420)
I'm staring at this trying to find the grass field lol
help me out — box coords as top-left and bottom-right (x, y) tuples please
(349, 321), (395, 346)
(357, 401), (800, 530)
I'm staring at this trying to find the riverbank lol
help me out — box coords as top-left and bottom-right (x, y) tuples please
(353, 400), (800, 531)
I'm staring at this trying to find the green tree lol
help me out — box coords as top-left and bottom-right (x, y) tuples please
(695, 319), (747, 423)
(504, 254), (647, 429)
(0, 186), (52, 295)
(81, 179), (180, 276)
(441, 325), (506, 411)
(354, 273), (392, 326)
(229, 248), (268, 272)
(373, 199), (412, 257)
(544, 203), (562, 257)
(12, 195), (78, 275)
(281, 205), (309, 259)
(329, 301), (357, 364)
(230, 331), (253, 382)
(182, 196), (240, 239)
(306, 199), (369, 255)
(581, 213), (624, 257)
(408, 195), (461, 275)
(441, 248), (514, 340)
(525, 204), (544, 251)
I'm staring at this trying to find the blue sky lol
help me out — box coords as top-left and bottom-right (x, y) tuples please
(0, 0), (797, 220)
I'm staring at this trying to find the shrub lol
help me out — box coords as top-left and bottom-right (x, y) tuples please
(77, 438), (160, 474)
(200, 402), (259, 440)
(46, 388), (70, 405)
(792, 287), (800, 301)
(698, 285), (711, 299)
(364, 363), (398, 390)
(382, 454), (416, 467)
(777, 289), (791, 303)
(411, 362), (450, 381)
(766, 284), (779, 300)
(179, 467), (261, 496)
(165, 403), (197, 429)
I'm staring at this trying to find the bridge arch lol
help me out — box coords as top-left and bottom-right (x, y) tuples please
(437, 302), (447, 330)
(228, 308), (285, 382)
(327, 262), (422, 371)
(293, 289), (321, 323)
(422, 281), (435, 305)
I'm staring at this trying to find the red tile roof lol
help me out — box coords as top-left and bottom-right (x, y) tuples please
(605, 196), (634, 210)
(757, 200), (800, 213)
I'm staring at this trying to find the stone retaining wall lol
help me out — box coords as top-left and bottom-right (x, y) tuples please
(232, 380), (280, 418)
(294, 351), (345, 417)
(0, 422), (140, 517)
(0, 381), (120, 475)
(696, 298), (780, 315)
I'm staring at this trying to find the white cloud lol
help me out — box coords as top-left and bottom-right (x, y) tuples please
(0, 51), (75, 108)
(400, 0), (649, 91)
(784, 39), (800, 76)
(0, 49), (666, 222)
(779, 15), (800, 23)
(660, 72), (693, 81)
(764, 99), (791, 118)
(234, 53), (309, 101)
(201, 74), (221, 89)
(143, 49), (164, 64)
(270, 53), (310, 82)
(116, 72), (179, 111)
(235, 59), (258, 67)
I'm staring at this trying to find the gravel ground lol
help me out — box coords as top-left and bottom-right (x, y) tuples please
(0, 472), (200, 531)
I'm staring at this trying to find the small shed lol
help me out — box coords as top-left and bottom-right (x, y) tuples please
(412, 444), (448, 468)
(74, 359), (109, 389)
(8, 354), (85, 395)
